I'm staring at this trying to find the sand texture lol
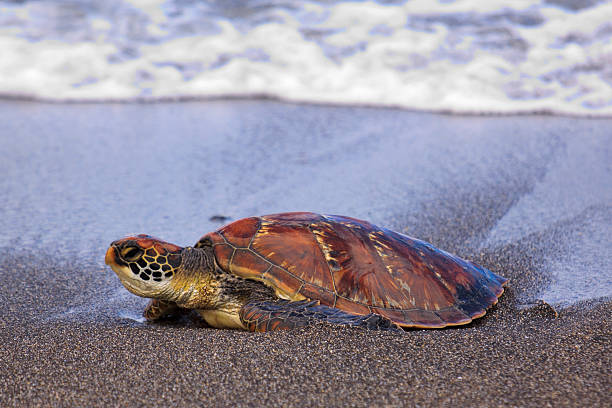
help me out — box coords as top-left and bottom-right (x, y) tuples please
(0, 101), (610, 407)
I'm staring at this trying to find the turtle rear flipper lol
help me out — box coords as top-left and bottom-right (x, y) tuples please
(239, 299), (401, 332)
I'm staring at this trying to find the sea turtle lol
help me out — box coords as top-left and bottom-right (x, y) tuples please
(105, 212), (507, 331)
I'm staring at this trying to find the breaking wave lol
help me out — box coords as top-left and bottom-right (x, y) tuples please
(0, 0), (611, 115)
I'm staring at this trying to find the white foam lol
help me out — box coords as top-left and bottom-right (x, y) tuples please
(47, 287), (148, 323)
(117, 311), (147, 323)
(0, 0), (611, 115)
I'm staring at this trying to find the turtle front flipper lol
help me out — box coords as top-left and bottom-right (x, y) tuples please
(239, 299), (401, 332)
(143, 299), (183, 321)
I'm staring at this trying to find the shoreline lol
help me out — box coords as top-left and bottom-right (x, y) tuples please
(2, 95), (612, 119)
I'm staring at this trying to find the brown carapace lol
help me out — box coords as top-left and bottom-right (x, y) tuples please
(194, 212), (507, 329)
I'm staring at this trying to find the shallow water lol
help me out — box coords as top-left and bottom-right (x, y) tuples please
(1, 0), (611, 115)
(0, 100), (610, 317)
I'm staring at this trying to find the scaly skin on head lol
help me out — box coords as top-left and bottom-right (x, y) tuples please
(166, 246), (222, 309)
(105, 235), (219, 305)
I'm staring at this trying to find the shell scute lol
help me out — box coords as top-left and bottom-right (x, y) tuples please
(252, 221), (333, 289)
(298, 283), (335, 307)
(403, 309), (445, 328)
(231, 249), (270, 279)
(212, 243), (233, 272)
(434, 307), (472, 326)
(454, 293), (488, 319)
(312, 219), (432, 310)
(367, 228), (457, 310)
(388, 229), (502, 309)
(310, 220), (384, 305)
(371, 308), (407, 324)
(219, 217), (260, 248)
(334, 296), (371, 315)
(263, 266), (303, 298)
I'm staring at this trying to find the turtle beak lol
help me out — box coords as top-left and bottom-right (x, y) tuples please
(105, 246), (117, 265)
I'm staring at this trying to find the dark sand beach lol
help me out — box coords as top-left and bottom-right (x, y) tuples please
(0, 100), (610, 407)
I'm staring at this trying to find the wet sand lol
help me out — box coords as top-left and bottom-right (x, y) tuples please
(0, 100), (610, 407)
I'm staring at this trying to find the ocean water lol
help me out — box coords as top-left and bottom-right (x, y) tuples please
(1, 0), (611, 115)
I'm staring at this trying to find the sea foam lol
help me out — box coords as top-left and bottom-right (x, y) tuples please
(0, 0), (611, 115)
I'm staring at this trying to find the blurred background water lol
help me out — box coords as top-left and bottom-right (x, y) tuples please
(1, 0), (611, 115)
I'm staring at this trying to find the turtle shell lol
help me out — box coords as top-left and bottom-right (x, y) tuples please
(196, 212), (507, 328)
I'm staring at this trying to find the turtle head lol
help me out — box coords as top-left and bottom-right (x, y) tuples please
(105, 234), (184, 298)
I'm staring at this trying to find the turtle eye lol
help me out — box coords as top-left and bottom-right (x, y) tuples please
(121, 246), (143, 262)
